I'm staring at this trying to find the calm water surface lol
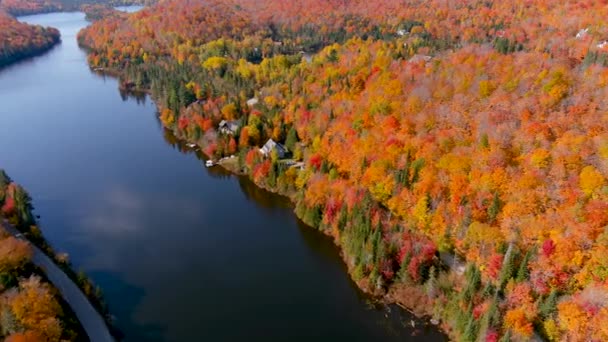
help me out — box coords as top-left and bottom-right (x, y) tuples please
(0, 11), (446, 342)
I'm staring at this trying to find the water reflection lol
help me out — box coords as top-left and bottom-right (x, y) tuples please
(1, 10), (447, 342)
(119, 89), (147, 104)
(237, 176), (291, 209)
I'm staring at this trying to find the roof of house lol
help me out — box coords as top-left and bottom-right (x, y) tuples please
(576, 28), (589, 39)
(246, 97), (259, 107)
(260, 139), (286, 155)
(408, 54), (432, 63)
(219, 120), (240, 132)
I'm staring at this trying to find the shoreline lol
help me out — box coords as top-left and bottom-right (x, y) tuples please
(159, 110), (453, 339)
(76, 37), (452, 338)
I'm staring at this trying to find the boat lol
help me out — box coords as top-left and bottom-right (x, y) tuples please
(205, 160), (214, 167)
(186, 143), (197, 148)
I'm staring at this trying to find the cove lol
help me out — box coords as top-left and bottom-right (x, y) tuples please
(0, 10), (446, 342)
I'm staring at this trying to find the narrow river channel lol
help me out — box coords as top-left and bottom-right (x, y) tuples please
(0, 9), (445, 342)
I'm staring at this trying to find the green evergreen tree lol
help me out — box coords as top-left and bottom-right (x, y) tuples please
(498, 244), (515, 289)
(539, 289), (559, 318)
(285, 126), (298, 151)
(499, 330), (511, 342)
(487, 192), (501, 223)
(516, 248), (534, 282)
(462, 316), (478, 342)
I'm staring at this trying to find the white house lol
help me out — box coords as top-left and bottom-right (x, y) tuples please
(259, 139), (287, 158)
(218, 120), (240, 135)
(408, 54), (432, 63)
(246, 97), (259, 107)
(597, 41), (608, 49)
(576, 28), (589, 40)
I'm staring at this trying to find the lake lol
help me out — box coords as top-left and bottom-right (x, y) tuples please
(0, 10), (445, 342)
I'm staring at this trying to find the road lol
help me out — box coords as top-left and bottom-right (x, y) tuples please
(3, 220), (114, 342)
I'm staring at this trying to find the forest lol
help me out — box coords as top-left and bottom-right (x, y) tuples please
(0, 11), (60, 68)
(79, 0), (608, 340)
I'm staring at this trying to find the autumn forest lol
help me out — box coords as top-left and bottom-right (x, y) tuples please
(2, 0), (608, 340)
(74, 0), (608, 340)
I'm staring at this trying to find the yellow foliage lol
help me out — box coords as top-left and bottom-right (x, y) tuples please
(236, 58), (253, 79)
(264, 95), (279, 108)
(504, 307), (533, 338)
(557, 300), (587, 339)
(10, 276), (62, 341)
(437, 153), (471, 173)
(599, 142), (608, 160)
(413, 195), (430, 227)
(465, 221), (504, 251)
(296, 169), (311, 190)
(221, 103), (238, 120)
(543, 318), (560, 342)
(478, 79), (495, 98)
(160, 108), (175, 127)
(580, 165), (605, 197)
(202, 56), (228, 70)
(530, 148), (551, 169)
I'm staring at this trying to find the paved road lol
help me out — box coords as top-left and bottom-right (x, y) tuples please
(3, 220), (114, 342)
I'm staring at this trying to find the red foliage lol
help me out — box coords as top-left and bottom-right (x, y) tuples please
(309, 154), (322, 171)
(228, 137), (237, 154)
(473, 302), (488, 319)
(1, 197), (15, 215)
(178, 116), (189, 130)
(542, 239), (556, 258)
(380, 259), (395, 281)
(203, 143), (217, 157)
(398, 233), (436, 282)
(324, 198), (342, 223)
(485, 330), (499, 342)
(245, 149), (258, 167)
(253, 160), (271, 182)
(487, 254), (503, 280)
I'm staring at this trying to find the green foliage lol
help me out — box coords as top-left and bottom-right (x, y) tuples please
(516, 248), (534, 282)
(487, 192), (501, 224)
(285, 126), (298, 151)
(410, 158), (425, 186)
(462, 315), (478, 342)
(0, 306), (21, 336)
(539, 289), (558, 319)
(462, 264), (481, 302)
(493, 37), (522, 54)
(498, 245), (515, 289)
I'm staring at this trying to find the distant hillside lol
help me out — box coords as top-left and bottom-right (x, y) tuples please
(0, 11), (60, 68)
(0, 0), (154, 16)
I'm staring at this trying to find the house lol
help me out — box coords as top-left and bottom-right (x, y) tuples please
(299, 51), (313, 63)
(576, 28), (589, 40)
(291, 162), (305, 170)
(218, 120), (240, 135)
(246, 97), (259, 107)
(408, 54), (432, 63)
(439, 252), (466, 275)
(259, 139), (287, 158)
(597, 41), (608, 49)
(397, 29), (407, 36)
